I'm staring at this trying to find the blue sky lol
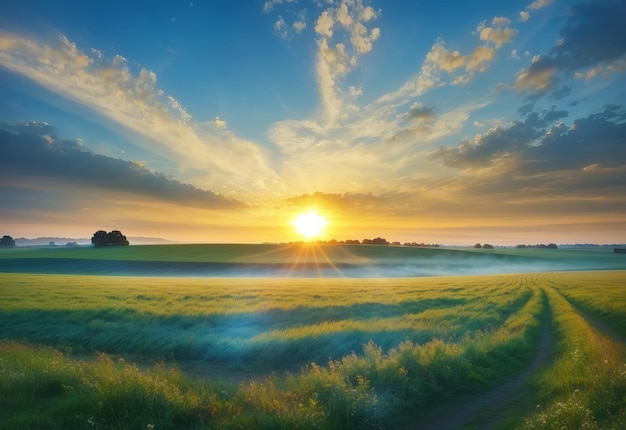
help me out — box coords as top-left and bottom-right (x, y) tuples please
(1, 0), (625, 244)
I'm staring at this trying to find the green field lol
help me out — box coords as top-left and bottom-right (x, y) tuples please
(1, 245), (625, 429)
(1, 243), (625, 277)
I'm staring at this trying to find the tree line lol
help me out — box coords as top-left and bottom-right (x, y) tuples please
(0, 230), (130, 248)
(285, 238), (440, 247)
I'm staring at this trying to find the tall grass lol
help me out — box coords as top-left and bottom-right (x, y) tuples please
(0, 272), (549, 428)
(1, 271), (624, 428)
(548, 271), (626, 338)
(0, 274), (534, 371)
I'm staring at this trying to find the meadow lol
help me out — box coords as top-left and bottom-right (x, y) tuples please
(0, 244), (625, 429)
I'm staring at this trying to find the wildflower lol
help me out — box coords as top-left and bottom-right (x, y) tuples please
(147, 425), (155, 430)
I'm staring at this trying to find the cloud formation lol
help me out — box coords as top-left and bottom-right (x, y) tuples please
(476, 17), (518, 49)
(311, 0), (381, 125)
(434, 105), (626, 177)
(0, 32), (281, 197)
(513, 1), (626, 93)
(0, 122), (245, 209)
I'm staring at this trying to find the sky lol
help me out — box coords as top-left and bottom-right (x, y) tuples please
(1, 0), (625, 245)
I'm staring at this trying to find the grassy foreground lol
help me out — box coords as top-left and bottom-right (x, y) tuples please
(1, 271), (625, 428)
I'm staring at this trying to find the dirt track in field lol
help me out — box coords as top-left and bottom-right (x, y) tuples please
(404, 292), (555, 430)
(406, 283), (626, 430)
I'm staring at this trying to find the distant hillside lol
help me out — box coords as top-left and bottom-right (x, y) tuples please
(2, 243), (626, 277)
(15, 237), (175, 246)
(127, 237), (178, 245)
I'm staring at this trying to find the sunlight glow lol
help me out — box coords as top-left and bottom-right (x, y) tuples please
(292, 212), (327, 240)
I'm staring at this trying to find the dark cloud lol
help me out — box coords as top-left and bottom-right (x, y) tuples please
(0, 123), (246, 209)
(549, 85), (572, 100)
(407, 105), (437, 121)
(433, 108), (568, 168)
(433, 105), (624, 171)
(555, 1), (626, 70)
(514, 0), (626, 93)
(430, 105), (626, 217)
(542, 108), (569, 122)
(517, 102), (536, 116)
(385, 106), (437, 144)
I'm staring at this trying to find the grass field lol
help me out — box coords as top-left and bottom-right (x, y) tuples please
(1, 244), (625, 429)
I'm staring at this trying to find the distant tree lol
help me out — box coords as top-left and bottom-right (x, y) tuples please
(371, 237), (389, 245)
(362, 238), (373, 245)
(92, 230), (109, 247)
(0, 235), (16, 248)
(516, 244), (526, 248)
(92, 230), (129, 247)
(474, 243), (482, 249)
(107, 230), (129, 246)
(546, 243), (558, 249)
(482, 244), (494, 249)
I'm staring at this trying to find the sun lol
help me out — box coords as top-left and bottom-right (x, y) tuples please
(292, 211), (327, 240)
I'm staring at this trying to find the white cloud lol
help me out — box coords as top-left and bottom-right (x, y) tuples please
(167, 95), (192, 122)
(491, 17), (510, 27)
(274, 16), (288, 38)
(293, 20), (306, 32)
(513, 64), (558, 92)
(263, 0), (297, 13)
(360, 6), (377, 22)
(476, 19), (518, 49)
(213, 117), (227, 128)
(309, 0), (382, 125)
(425, 41), (495, 75)
(0, 32), (281, 197)
(574, 58), (626, 80)
(314, 10), (334, 37)
(349, 85), (363, 97)
(519, 11), (530, 22)
(527, 0), (553, 11)
(337, 3), (353, 27)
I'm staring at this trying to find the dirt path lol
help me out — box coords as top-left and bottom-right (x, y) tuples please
(404, 294), (556, 430)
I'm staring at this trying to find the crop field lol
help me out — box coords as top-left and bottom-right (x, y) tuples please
(0, 244), (625, 429)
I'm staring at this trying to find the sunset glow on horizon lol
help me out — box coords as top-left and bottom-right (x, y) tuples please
(1, 0), (625, 245)
(292, 212), (328, 240)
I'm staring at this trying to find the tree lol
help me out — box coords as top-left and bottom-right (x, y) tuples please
(474, 243), (482, 248)
(92, 230), (109, 247)
(0, 235), (16, 248)
(92, 230), (129, 247)
(107, 230), (130, 246)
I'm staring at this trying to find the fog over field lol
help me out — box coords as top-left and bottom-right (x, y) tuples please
(1, 244), (624, 277)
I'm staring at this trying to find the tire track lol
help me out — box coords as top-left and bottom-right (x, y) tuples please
(406, 288), (555, 430)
